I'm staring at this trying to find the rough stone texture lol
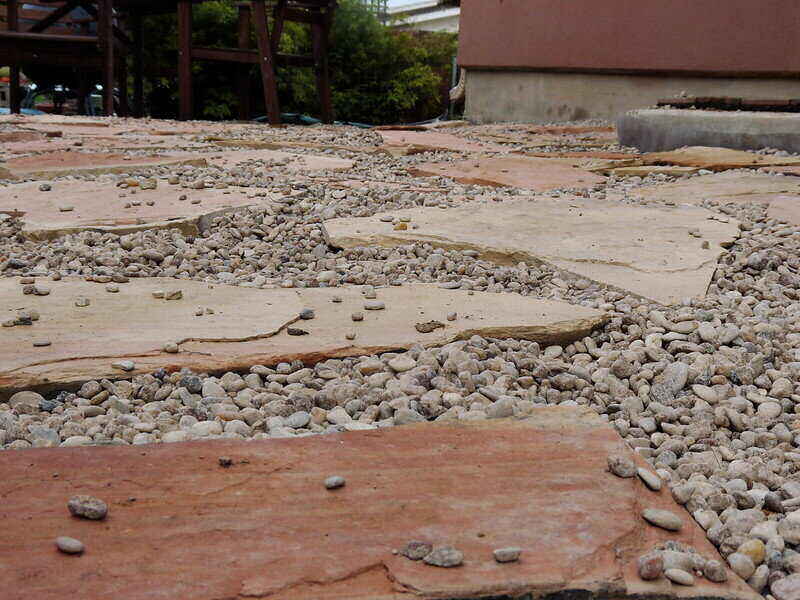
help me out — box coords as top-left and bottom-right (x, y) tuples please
(632, 172), (800, 206)
(323, 197), (739, 304)
(0, 280), (606, 396)
(2, 151), (207, 180)
(0, 181), (278, 240)
(0, 409), (758, 600)
(409, 156), (606, 190)
(618, 109), (800, 154)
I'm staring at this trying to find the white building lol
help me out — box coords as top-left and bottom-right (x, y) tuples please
(384, 0), (460, 33)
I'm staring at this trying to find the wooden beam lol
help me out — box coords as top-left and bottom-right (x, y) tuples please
(177, 0), (193, 120)
(270, 0), (287, 55)
(237, 3), (252, 121)
(98, 0), (115, 116)
(28, 0), (81, 34)
(251, 0), (281, 125)
(192, 47), (258, 64)
(132, 12), (144, 117)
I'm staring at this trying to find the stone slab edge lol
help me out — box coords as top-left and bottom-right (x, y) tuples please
(9, 157), (208, 180)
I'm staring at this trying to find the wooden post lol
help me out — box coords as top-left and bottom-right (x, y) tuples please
(177, 0), (193, 120)
(237, 3), (252, 121)
(7, 0), (21, 115)
(270, 0), (287, 56)
(312, 9), (334, 124)
(251, 0), (281, 125)
(132, 12), (144, 118)
(118, 55), (129, 117)
(99, 0), (115, 116)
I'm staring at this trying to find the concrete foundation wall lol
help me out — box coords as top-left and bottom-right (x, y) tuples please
(465, 71), (800, 124)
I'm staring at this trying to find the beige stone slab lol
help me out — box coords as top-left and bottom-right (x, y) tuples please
(0, 281), (606, 396)
(633, 172), (800, 205)
(378, 129), (505, 154)
(607, 165), (700, 177)
(323, 197), (740, 305)
(643, 146), (800, 171)
(410, 155), (606, 190)
(767, 195), (800, 225)
(210, 137), (375, 154)
(202, 148), (354, 172)
(0, 409), (758, 600)
(0, 180), (276, 240)
(4, 151), (207, 180)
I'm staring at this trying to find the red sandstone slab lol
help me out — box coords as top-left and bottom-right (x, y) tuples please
(0, 180), (276, 239)
(4, 151), (207, 179)
(410, 155), (606, 190)
(0, 409), (758, 600)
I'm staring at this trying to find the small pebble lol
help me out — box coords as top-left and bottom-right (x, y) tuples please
(112, 360), (135, 372)
(664, 568), (694, 586)
(299, 308), (315, 320)
(165, 290), (183, 300)
(638, 552), (664, 580)
(493, 547), (521, 563)
(55, 536), (84, 555)
(67, 495), (108, 520)
(332, 296), (342, 303)
(74, 297), (90, 308)
(446, 312), (457, 321)
(218, 456), (233, 468)
(364, 301), (385, 311)
(32, 340), (51, 347)
(345, 332), (357, 341)
(637, 467), (662, 491)
(351, 312), (364, 322)
(58, 206), (74, 212)
(106, 285), (119, 293)
(401, 541), (432, 561)
(607, 455), (636, 478)
(39, 183), (52, 192)
(324, 475), (345, 490)
(642, 508), (683, 531)
(423, 546), (463, 568)
(163, 342), (179, 353)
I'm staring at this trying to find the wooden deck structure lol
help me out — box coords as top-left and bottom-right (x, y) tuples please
(1, 0), (337, 122)
(0, 0), (126, 115)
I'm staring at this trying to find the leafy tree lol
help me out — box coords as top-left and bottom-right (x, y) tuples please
(139, 0), (457, 124)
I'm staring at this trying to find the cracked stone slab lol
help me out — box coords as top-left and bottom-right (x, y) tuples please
(0, 408), (759, 600)
(409, 155), (607, 190)
(0, 180), (277, 240)
(323, 197), (740, 304)
(3, 151), (207, 180)
(633, 172), (800, 206)
(0, 282), (606, 396)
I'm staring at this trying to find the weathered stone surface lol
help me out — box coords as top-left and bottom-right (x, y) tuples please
(323, 197), (739, 304)
(643, 146), (800, 171)
(0, 181), (278, 239)
(0, 280), (606, 396)
(0, 408), (758, 600)
(409, 156), (606, 190)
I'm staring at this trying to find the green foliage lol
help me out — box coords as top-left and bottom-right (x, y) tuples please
(139, 0), (457, 124)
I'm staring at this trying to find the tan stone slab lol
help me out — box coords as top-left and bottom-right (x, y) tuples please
(378, 129), (506, 154)
(210, 137), (375, 154)
(643, 146), (800, 171)
(323, 197), (739, 304)
(0, 282), (606, 395)
(410, 156), (606, 190)
(633, 172), (800, 205)
(4, 151), (207, 180)
(202, 148), (354, 172)
(0, 180), (275, 240)
(767, 195), (800, 225)
(0, 409), (758, 600)
(608, 165), (700, 177)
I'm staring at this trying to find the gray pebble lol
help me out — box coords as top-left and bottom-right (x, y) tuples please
(67, 495), (108, 520)
(55, 536), (84, 555)
(325, 475), (345, 490)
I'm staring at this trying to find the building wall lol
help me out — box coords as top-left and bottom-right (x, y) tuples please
(459, 0), (800, 75)
(465, 71), (800, 124)
(458, 0), (800, 122)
